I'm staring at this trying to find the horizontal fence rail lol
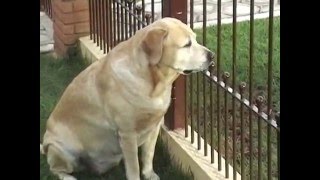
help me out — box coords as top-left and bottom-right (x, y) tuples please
(87, 0), (280, 179)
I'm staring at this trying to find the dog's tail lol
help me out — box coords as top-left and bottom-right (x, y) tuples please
(40, 143), (45, 155)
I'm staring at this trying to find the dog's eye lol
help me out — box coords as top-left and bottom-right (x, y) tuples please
(183, 40), (192, 48)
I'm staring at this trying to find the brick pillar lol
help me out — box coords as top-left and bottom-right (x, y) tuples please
(162, 0), (188, 130)
(52, 0), (90, 57)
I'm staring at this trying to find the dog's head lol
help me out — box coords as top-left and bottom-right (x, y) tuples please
(139, 17), (215, 75)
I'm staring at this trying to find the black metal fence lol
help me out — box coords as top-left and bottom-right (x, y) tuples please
(40, 0), (53, 18)
(88, 0), (280, 179)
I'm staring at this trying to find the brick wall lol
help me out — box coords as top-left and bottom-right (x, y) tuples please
(52, 0), (89, 57)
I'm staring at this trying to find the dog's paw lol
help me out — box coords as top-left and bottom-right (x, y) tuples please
(143, 171), (160, 180)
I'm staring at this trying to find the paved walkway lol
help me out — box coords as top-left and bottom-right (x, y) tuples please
(40, 0), (280, 54)
(140, 0), (280, 28)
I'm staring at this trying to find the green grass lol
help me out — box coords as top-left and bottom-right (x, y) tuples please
(196, 17), (280, 111)
(40, 54), (193, 180)
(186, 17), (280, 179)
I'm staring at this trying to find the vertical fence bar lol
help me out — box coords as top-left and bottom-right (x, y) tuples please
(106, 0), (110, 52)
(128, 0), (133, 37)
(232, 0), (238, 179)
(223, 72), (230, 178)
(93, 0), (97, 43)
(113, 0), (117, 45)
(89, 0), (93, 40)
(239, 83), (246, 180)
(249, 0), (255, 179)
(256, 96), (264, 180)
(185, 76), (189, 138)
(151, 0), (155, 22)
(124, 0), (128, 40)
(109, 0), (114, 48)
(276, 113), (280, 179)
(202, 0), (208, 157)
(133, 0), (137, 34)
(217, 0), (222, 171)
(95, 0), (100, 46)
(102, 0), (106, 53)
(267, 0), (275, 179)
(117, 0), (121, 43)
(98, 0), (103, 50)
(190, 0), (194, 145)
(210, 72), (214, 163)
(197, 73), (201, 150)
(203, 76), (207, 155)
(121, 0), (125, 41)
(142, 0), (145, 20)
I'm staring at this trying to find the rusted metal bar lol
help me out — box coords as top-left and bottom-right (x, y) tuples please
(197, 73), (201, 150)
(276, 113), (280, 179)
(106, 0), (110, 52)
(202, 0), (208, 157)
(223, 72), (230, 178)
(117, 0), (120, 43)
(121, 0), (125, 41)
(256, 96), (264, 180)
(89, 0), (93, 40)
(239, 82), (246, 180)
(133, 0), (137, 34)
(190, 0), (195, 145)
(128, 0), (133, 37)
(267, 0), (275, 179)
(151, 0), (155, 22)
(113, 0), (117, 46)
(93, 0), (97, 43)
(232, 0), (238, 179)
(249, 0), (255, 178)
(99, 0), (103, 50)
(96, 0), (101, 46)
(102, 0), (106, 53)
(217, 0), (222, 171)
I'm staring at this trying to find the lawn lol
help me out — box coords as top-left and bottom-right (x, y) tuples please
(186, 17), (280, 180)
(40, 54), (193, 180)
(195, 17), (280, 112)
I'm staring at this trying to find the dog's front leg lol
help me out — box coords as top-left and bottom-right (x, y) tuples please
(119, 131), (140, 180)
(141, 121), (162, 180)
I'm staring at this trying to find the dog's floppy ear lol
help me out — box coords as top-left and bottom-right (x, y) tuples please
(141, 27), (168, 65)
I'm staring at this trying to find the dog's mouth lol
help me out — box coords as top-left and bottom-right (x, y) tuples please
(182, 70), (194, 75)
(182, 61), (215, 75)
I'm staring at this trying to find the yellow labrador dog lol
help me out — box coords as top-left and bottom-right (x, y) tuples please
(40, 17), (214, 180)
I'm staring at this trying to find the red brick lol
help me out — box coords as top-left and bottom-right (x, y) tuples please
(54, 8), (89, 24)
(73, 10), (89, 23)
(55, 18), (74, 35)
(54, 35), (67, 56)
(52, 0), (73, 13)
(54, 34), (74, 57)
(73, 0), (88, 11)
(74, 22), (89, 34)
(54, 23), (78, 45)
